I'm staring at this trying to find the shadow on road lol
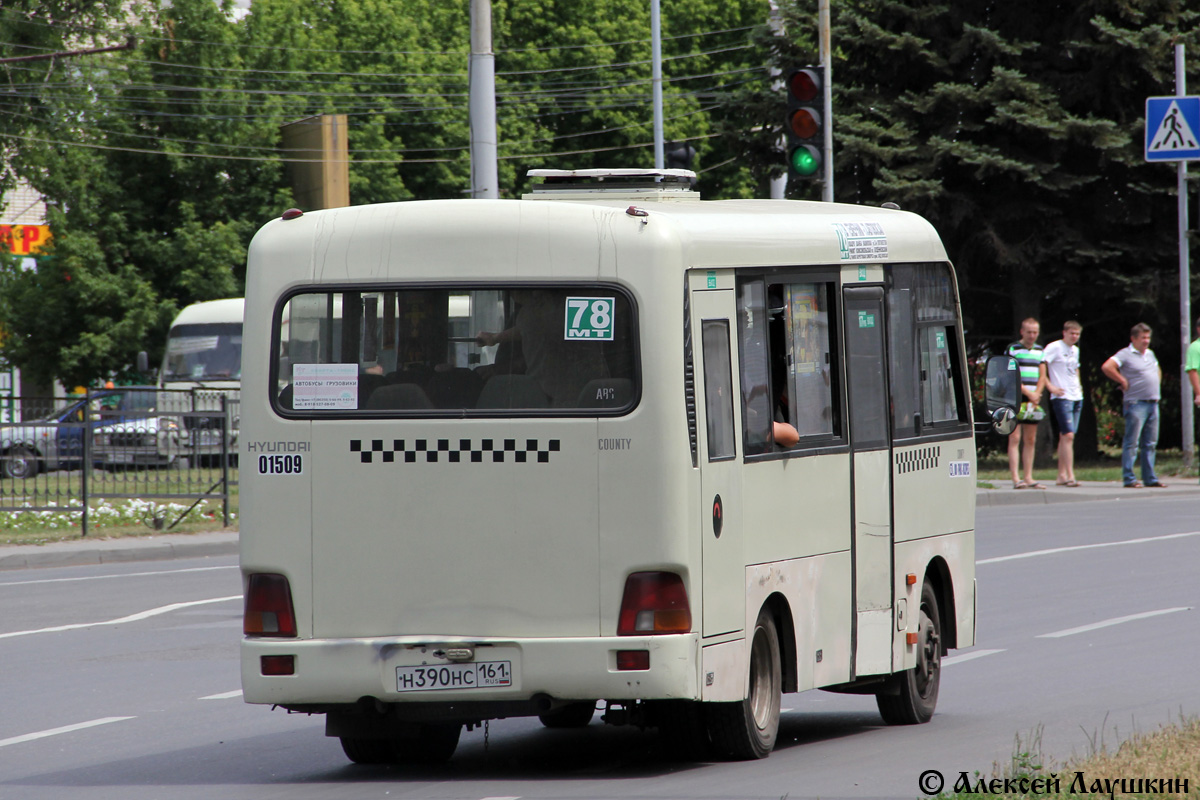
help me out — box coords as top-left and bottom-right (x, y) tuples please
(3, 708), (890, 791)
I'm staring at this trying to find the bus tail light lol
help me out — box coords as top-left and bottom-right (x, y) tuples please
(616, 650), (650, 670)
(244, 573), (297, 637)
(617, 571), (691, 635)
(261, 655), (295, 675)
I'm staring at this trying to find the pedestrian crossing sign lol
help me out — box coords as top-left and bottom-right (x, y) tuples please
(1145, 96), (1200, 161)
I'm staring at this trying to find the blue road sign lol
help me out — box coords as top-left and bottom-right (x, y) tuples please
(1146, 96), (1200, 161)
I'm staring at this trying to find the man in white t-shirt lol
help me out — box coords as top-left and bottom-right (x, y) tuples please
(1041, 321), (1083, 487)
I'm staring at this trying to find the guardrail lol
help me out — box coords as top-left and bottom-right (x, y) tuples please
(0, 390), (238, 536)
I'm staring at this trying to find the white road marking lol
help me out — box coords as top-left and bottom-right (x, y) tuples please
(1037, 607), (1191, 639)
(0, 717), (135, 748)
(0, 595), (242, 640)
(942, 648), (1005, 667)
(977, 530), (1200, 566)
(0, 565), (236, 588)
(199, 690), (243, 700)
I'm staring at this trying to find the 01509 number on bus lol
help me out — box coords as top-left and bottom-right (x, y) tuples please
(258, 454), (304, 475)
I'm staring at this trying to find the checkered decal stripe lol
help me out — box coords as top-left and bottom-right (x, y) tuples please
(895, 445), (940, 475)
(350, 438), (561, 464)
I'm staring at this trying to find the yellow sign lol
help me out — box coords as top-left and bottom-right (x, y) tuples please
(0, 225), (52, 255)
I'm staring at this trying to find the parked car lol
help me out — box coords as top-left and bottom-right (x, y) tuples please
(91, 414), (182, 469)
(0, 387), (162, 479)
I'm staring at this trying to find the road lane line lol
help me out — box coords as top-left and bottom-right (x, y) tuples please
(0, 717), (135, 748)
(978, 530), (1200, 566)
(942, 648), (1005, 667)
(0, 565), (236, 588)
(0, 595), (241, 640)
(199, 690), (243, 700)
(1037, 607), (1192, 639)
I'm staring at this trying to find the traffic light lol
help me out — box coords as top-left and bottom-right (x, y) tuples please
(785, 67), (823, 180)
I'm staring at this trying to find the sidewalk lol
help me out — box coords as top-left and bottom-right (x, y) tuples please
(975, 478), (1200, 506)
(0, 529), (238, 570)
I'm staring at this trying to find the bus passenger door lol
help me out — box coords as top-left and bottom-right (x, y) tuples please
(690, 284), (744, 639)
(842, 286), (893, 676)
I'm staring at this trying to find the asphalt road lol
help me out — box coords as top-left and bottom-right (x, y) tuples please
(1, 494), (1197, 800)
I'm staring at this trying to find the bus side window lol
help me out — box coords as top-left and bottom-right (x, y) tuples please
(701, 320), (737, 461)
(738, 276), (838, 455)
(918, 324), (960, 424)
(888, 263), (968, 437)
(770, 281), (835, 441)
(736, 278), (773, 455)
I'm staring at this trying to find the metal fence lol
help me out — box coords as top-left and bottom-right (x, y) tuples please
(0, 389), (238, 536)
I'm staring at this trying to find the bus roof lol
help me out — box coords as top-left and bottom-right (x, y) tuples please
(170, 297), (245, 328)
(249, 194), (948, 282)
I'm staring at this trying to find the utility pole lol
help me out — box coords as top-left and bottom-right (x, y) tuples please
(651, 0), (664, 169)
(469, 0), (499, 199)
(818, 0), (832, 202)
(1176, 44), (1194, 470)
(768, 1), (786, 199)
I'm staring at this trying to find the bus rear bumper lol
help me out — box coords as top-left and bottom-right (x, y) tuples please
(241, 633), (701, 710)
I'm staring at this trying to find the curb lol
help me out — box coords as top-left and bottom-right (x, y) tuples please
(0, 531), (239, 571)
(976, 481), (1200, 507)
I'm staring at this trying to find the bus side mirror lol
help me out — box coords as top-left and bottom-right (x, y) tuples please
(137, 351), (150, 374)
(983, 355), (1020, 436)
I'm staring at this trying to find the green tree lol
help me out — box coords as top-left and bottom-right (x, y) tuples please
(2, 0), (773, 385)
(830, 0), (1200, 450)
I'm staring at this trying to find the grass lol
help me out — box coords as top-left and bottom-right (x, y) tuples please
(976, 448), (1200, 485)
(0, 466), (238, 546)
(936, 716), (1200, 798)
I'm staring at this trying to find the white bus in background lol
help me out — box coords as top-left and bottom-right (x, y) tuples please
(161, 298), (243, 391)
(239, 169), (1017, 766)
(146, 297), (243, 462)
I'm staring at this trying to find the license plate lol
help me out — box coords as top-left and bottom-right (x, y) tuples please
(396, 661), (512, 692)
(109, 453), (136, 463)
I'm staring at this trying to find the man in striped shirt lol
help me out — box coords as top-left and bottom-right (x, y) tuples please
(1007, 318), (1046, 488)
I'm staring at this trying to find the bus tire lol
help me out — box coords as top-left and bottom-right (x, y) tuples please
(876, 578), (941, 725)
(340, 723), (461, 765)
(707, 609), (781, 760)
(538, 701), (596, 728)
(339, 737), (394, 765)
(3, 447), (40, 480)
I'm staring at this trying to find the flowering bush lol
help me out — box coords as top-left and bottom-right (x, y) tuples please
(0, 499), (235, 532)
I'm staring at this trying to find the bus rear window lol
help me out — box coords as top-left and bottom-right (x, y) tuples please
(273, 286), (637, 416)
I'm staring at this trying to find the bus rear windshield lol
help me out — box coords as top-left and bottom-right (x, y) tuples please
(273, 286), (638, 416)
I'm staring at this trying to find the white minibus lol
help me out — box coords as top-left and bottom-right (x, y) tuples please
(239, 169), (1015, 765)
(153, 297), (243, 461)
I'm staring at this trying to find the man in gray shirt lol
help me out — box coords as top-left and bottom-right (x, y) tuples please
(1101, 323), (1166, 488)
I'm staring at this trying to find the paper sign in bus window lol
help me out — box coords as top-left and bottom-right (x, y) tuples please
(564, 297), (615, 341)
(293, 363), (358, 409)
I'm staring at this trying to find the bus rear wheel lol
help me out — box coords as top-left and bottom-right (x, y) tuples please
(707, 608), (781, 760)
(340, 722), (462, 765)
(876, 578), (941, 725)
(340, 736), (394, 765)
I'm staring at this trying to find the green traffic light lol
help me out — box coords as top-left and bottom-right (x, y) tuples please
(790, 146), (820, 177)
